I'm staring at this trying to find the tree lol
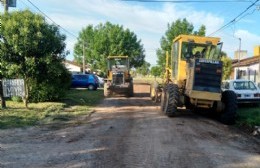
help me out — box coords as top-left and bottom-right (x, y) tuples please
(150, 66), (161, 79)
(74, 22), (145, 73)
(0, 10), (70, 107)
(156, 19), (206, 72)
(136, 61), (150, 76)
(221, 52), (232, 80)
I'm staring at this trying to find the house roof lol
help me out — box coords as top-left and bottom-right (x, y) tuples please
(64, 60), (81, 67)
(64, 60), (91, 68)
(232, 55), (260, 67)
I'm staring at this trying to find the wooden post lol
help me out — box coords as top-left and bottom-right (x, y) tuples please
(0, 80), (6, 108)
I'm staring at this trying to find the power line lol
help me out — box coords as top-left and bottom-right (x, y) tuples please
(20, 0), (31, 9)
(208, 0), (259, 36)
(26, 0), (78, 39)
(121, 0), (252, 3)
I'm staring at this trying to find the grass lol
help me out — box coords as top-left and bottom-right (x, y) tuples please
(0, 89), (104, 129)
(236, 105), (260, 127)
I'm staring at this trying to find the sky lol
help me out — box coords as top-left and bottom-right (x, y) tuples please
(1, 0), (260, 66)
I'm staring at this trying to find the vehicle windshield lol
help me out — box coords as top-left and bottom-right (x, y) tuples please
(233, 81), (257, 90)
(108, 58), (128, 69)
(181, 42), (222, 60)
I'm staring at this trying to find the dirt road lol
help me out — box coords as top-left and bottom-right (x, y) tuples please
(0, 84), (259, 168)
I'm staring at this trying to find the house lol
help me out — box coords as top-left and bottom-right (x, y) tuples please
(63, 60), (90, 74)
(231, 46), (260, 87)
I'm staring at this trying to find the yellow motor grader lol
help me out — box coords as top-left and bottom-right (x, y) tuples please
(150, 35), (237, 124)
(104, 56), (134, 97)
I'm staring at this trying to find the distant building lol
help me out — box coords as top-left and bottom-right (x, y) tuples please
(234, 50), (248, 60)
(63, 60), (90, 74)
(254, 46), (260, 56)
(231, 55), (260, 87)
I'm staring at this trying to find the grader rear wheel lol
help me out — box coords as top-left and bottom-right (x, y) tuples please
(220, 90), (237, 125)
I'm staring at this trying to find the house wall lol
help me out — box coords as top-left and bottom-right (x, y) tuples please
(254, 46), (260, 56)
(64, 62), (81, 73)
(234, 63), (260, 86)
(234, 50), (248, 60)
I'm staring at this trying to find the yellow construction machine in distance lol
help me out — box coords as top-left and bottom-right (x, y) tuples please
(104, 56), (134, 97)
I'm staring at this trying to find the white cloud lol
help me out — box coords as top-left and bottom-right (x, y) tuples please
(234, 30), (260, 56)
(218, 29), (260, 58)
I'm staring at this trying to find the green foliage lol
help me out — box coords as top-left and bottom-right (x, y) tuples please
(74, 22), (145, 73)
(136, 61), (151, 76)
(194, 25), (206, 36)
(11, 96), (23, 102)
(237, 106), (260, 127)
(221, 54), (232, 80)
(156, 18), (206, 73)
(0, 89), (103, 129)
(0, 10), (70, 103)
(150, 66), (161, 78)
(29, 61), (71, 102)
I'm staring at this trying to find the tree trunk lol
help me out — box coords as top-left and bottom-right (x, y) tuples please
(0, 80), (6, 108)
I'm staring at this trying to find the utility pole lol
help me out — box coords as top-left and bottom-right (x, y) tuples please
(4, 0), (8, 12)
(82, 42), (86, 74)
(237, 38), (241, 79)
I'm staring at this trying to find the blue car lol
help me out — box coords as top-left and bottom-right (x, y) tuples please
(71, 74), (99, 90)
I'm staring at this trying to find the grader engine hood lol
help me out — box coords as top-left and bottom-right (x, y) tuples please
(193, 58), (222, 93)
(185, 58), (223, 102)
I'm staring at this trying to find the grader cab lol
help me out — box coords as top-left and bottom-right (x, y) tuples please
(151, 35), (237, 124)
(104, 56), (134, 97)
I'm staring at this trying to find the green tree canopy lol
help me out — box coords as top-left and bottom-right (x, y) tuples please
(156, 18), (206, 70)
(74, 22), (145, 73)
(150, 66), (161, 78)
(0, 10), (70, 106)
(136, 61), (151, 76)
(221, 52), (232, 80)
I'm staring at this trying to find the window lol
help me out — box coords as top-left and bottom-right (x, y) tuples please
(172, 42), (179, 78)
(73, 75), (88, 80)
(233, 81), (257, 90)
(222, 82), (230, 89)
(181, 42), (221, 60)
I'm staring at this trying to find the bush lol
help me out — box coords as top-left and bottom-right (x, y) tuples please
(29, 62), (71, 103)
(11, 96), (22, 102)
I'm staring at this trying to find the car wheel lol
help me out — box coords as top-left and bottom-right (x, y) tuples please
(88, 84), (95, 91)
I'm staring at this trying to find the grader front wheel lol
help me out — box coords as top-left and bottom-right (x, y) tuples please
(150, 82), (158, 101)
(160, 86), (167, 113)
(127, 82), (134, 97)
(104, 83), (111, 97)
(164, 84), (179, 117)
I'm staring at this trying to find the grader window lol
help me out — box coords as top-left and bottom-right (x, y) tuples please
(181, 42), (222, 60)
(108, 58), (128, 70)
(172, 42), (179, 79)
